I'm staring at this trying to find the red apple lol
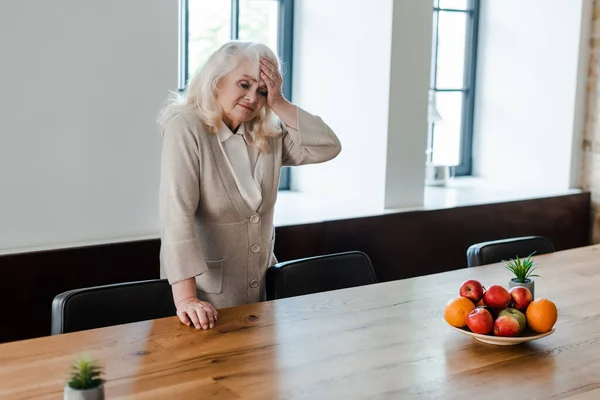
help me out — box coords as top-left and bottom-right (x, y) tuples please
(459, 279), (484, 303)
(508, 286), (533, 312)
(493, 315), (521, 337)
(466, 307), (494, 334)
(498, 308), (526, 334)
(483, 284), (511, 309)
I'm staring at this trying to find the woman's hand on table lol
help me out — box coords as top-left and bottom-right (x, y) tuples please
(176, 297), (218, 330)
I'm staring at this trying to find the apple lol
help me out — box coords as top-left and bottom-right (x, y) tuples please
(483, 284), (511, 309)
(459, 280), (484, 303)
(508, 286), (533, 312)
(498, 308), (526, 334)
(493, 315), (521, 337)
(466, 307), (494, 334)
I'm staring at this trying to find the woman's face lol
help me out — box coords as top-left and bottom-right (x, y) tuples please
(217, 58), (268, 131)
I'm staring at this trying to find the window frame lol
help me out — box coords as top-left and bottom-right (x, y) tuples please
(178, 0), (294, 189)
(429, 0), (480, 176)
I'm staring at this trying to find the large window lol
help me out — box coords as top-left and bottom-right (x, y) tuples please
(428, 0), (479, 176)
(179, 0), (294, 189)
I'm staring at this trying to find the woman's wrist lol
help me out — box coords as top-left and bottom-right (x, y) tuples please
(175, 296), (197, 309)
(172, 278), (198, 307)
(271, 99), (298, 129)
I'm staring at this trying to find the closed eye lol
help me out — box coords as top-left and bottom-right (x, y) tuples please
(239, 81), (250, 90)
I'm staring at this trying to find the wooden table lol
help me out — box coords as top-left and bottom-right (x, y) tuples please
(1, 245), (600, 399)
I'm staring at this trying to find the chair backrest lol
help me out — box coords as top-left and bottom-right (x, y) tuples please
(466, 236), (555, 268)
(51, 279), (176, 335)
(266, 251), (377, 300)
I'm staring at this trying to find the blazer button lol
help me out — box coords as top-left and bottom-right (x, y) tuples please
(250, 214), (260, 223)
(249, 279), (259, 288)
(251, 244), (261, 253)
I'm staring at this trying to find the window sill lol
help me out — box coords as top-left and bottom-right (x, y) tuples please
(1, 178), (581, 256)
(274, 177), (582, 227)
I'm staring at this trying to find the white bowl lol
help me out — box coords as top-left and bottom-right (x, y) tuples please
(448, 324), (556, 345)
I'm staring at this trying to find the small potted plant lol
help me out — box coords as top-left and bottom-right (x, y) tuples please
(64, 355), (105, 400)
(503, 253), (539, 299)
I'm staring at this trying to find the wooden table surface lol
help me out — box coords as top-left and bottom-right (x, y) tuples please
(1, 245), (600, 399)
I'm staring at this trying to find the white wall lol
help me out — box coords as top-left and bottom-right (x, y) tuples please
(291, 0), (432, 210)
(5, 0), (588, 254)
(290, 0), (393, 210)
(473, 0), (590, 190)
(385, 0), (432, 209)
(0, 1), (177, 253)
(571, 0), (593, 188)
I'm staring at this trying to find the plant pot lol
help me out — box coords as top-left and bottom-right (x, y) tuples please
(64, 383), (105, 400)
(509, 278), (535, 299)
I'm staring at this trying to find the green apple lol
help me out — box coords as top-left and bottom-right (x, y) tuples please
(498, 308), (526, 334)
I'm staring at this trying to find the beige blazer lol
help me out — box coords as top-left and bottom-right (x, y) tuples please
(159, 106), (341, 309)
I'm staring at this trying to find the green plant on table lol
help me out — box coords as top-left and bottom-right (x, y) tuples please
(503, 252), (540, 283)
(67, 356), (104, 390)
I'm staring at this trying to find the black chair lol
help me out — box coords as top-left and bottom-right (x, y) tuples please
(466, 236), (555, 268)
(266, 251), (377, 300)
(51, 279), (176, 335)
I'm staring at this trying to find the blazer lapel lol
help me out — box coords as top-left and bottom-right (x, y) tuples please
(207, 132), (256, 219)
(257, 139), (279, 215)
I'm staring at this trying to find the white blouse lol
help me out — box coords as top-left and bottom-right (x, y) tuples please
(216, 123), (263, 211)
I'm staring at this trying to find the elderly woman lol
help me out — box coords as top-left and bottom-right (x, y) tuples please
(158, 41), (341, 330)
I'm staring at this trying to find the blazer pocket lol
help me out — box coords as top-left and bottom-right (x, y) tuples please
(195, 259), (224, 294)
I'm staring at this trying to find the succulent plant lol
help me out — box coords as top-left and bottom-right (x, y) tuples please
(67, 356), (104, 390)
(503, 253), (540, 283)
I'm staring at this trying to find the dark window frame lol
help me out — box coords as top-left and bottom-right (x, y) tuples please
(178, 0), (294, 190)
(429, 0), (480, 176)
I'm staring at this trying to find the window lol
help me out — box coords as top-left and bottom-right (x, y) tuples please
(179, 0), (294, 190)
(428, 0), (479, 176)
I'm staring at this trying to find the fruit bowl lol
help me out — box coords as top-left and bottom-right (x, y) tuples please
(447, 280), (558, 345)
(447, 323), (555, 345)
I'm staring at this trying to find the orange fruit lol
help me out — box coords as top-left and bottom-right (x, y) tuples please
(444, 296), (476, 328)
(526, 298), (558, 333)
